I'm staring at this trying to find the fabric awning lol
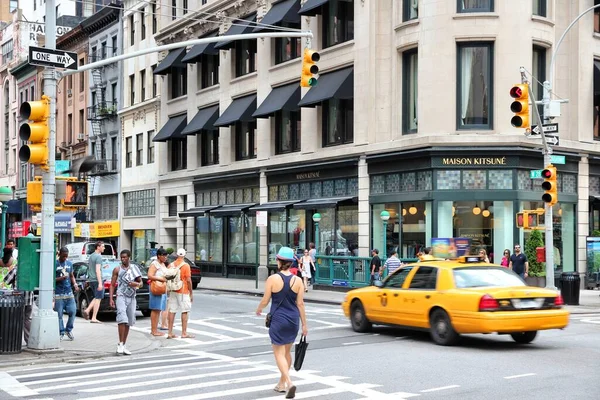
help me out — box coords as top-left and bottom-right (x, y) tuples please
(253, 83), (300, 118)
(298, 0), (329, 16)
(178, 205), (221, 218)
(253, 0), (301, 32)
(209, 203), (257, 217)
(214, 94), (257, 127)
(182, 32), (219, 63)
(152, 115), (187, 142)
(153, 48), (187, 75)
(181, 105), (219, 135)
(249, 200), (301, 212)
(6, 199), (22, 214)
(214, 14), (257, 50)
(298, 67), (354, 107)
(293, 196), (355, 209)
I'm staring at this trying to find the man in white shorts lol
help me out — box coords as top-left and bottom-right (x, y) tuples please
(109, 249), (142, 355)
(167, 249), (195, 339)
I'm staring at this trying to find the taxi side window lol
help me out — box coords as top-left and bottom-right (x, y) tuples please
(408, 267), (438, 290)
(385, 267), (413, 288)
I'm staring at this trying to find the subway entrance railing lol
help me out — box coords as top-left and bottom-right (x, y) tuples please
(314, 255), (418, 288)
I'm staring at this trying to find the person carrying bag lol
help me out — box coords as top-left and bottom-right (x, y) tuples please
(147, 249), (169, 336)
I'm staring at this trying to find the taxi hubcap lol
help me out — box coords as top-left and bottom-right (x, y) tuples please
(353, 309), (363, 324)
(436, 319), (447, 337)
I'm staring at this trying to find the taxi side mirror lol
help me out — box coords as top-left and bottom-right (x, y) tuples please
(374, 280), (384, 288)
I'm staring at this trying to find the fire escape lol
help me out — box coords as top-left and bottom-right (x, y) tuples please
(85, 48), (118, 216)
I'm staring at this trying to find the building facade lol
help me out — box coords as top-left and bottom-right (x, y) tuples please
(152, 0), (600, 280)
(119, 0), (162, 265)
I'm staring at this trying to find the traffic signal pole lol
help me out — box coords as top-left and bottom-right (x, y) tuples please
(29, 0), (59, 350)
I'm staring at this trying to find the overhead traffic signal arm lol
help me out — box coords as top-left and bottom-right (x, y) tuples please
(19, 95), (51, 170)
(510, 84), (530, 130)
(541, 165), (558, 206)
(301, 48), (320, 88)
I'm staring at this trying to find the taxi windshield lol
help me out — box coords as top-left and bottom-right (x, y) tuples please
(453, 267), (525, 288)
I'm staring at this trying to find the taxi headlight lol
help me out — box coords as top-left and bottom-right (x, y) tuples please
(343, 294), (348, 303)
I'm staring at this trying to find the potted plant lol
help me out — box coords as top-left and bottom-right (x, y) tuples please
(166, 247), (175, 255)
(524, 229), (545, 287)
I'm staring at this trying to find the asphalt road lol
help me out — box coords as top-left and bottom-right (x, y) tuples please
(2, 290), (599, 400)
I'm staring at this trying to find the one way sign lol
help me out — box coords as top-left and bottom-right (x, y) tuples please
(28, 46), (77, 70)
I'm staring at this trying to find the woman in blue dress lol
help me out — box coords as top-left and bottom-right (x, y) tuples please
(256, 247), (308, 399)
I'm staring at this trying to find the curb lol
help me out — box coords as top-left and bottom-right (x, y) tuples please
(200, 287), (342, 306)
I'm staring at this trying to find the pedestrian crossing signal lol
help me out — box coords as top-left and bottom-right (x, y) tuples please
(63, 181), (88, 207)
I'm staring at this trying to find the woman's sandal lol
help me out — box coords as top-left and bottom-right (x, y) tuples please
(273, 385), (286, 393)
(285, 385), (297, 398)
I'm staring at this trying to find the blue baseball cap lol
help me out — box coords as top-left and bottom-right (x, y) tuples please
(276, 246), (296, 262)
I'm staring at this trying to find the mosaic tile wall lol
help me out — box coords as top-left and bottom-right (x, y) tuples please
(436, 170), (461, 190)
(590, 176), (600, 196)
(196, 187), (260, 206)
(268, 178), (359, 202)
(372, 171), (434, 193)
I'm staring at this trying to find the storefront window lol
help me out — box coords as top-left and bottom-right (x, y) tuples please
(519, 202), (575, 273)
(400, 201), (430, 258)
(315, 208), (335, 255)
(245, 214), (257, 264)
(132, 229), (155, 266)
(209, 216), (223, 262)
(338, 205), (359, 255)
(288, 209), (306, 251)
(228, 214), (257, 264)
(269, 211), (286, 264)
(195, 216), (209, 262)
(372, 204), (400, 258)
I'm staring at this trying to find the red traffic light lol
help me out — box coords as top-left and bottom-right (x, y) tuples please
(510, 86), (523, 98)
(542, 169), (553, 178)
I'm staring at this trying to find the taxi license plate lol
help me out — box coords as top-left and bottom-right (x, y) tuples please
(512, 299), (540, 309)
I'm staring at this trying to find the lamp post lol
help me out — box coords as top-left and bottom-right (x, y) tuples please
(380, 210), (390, 259)
(0, 186), (13, 249)
(312, 213), (321, 255)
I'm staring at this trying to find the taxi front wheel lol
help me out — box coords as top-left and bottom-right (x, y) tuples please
(510, 331), (537, 344)
(429, 309), (460, 346)
(350, 301), (372, 333)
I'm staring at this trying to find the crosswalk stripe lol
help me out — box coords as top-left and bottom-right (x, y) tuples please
(13, 355), (209, 379)
(0, 372), (41, 397)
(257, 386), (348, 399)
(188, 319), (268, 337)
(79, 367), (271, 393)
(24, 359), (227, 386)
(5, 353), (170, 373)
(160, 380), (312, 400)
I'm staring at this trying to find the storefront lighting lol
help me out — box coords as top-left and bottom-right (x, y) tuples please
(473, 204), (481, 215)
(380, 210), (391, 221)
(402, 208), (407, 216)
(312, 213), (322, 223)
(558, 208), (562, 216)
(482, 209), (491, 218)
(409, 205), (417, 215)
(452, 206), (456, 214)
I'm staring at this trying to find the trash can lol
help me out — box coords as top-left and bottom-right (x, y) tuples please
(560, 272), (581, 306)
(0, 290), (25, 354)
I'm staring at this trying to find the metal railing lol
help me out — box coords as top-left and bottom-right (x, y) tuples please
(86, 101), (118, 120)
(314, 256), (418, 288)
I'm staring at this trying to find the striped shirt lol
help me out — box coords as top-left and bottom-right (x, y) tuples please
(3, 267), (35, 306)
(384, 256), (403, 275)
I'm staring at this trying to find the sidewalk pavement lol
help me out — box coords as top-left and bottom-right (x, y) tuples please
(0, 315), (160, 370)
(198, 276), (600, 314)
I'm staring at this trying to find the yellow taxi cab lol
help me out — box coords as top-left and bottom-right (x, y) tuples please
(341, 256), (569, 346)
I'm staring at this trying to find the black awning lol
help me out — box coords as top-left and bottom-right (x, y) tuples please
(249, 200), (301, 212)
(298, 67), (353, 107)
(153, 48), (187, 75)
(214, 14), (257, 50)
(182, 32), (219, 63)
(298, 0), (329, 16)
(253, 83), (300, 118)
(253, 0), (301, 32)
(595, 61), (600, 106)
(152, 115), (187, 142)
(209, 203), (257, 217)
(181, 105), (220, 135)
(6, 199), (22, 214)
(293, 196), (355, 209)
(214, 94), (257, 127)
(178, 205), (221, 218)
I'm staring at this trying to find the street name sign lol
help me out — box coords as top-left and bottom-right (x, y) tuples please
(530, 123), (559, 136)
(530, 170), (543, 179)
(28, 46), (77, 70)
(550, 155), (566, 164)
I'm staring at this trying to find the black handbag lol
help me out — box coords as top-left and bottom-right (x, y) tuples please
(293, 335), (308, 371)
(265, 313), (272, 328)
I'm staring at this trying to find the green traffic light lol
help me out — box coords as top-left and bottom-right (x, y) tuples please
(309, 78), (317, 86)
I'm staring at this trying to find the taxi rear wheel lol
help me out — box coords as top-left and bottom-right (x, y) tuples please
(350, 300), (372, 333)
(429, 309), (459, 346)
(510, 331), (537, 344)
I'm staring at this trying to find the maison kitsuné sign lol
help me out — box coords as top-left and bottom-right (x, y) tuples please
(441, 157), (507, 166)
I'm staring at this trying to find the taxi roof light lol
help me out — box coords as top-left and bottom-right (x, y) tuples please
(478, 294), (499, 312)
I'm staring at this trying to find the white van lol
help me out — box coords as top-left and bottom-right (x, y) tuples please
(64, 241), (116, 262)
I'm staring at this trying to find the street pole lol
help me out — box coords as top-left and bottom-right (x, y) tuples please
(29, 0), (59, 350)
(537, 4), (600, 290)
(0, 203), (6, 248)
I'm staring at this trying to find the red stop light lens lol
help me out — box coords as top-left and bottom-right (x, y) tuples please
(542, 169), (552, 178)
(510, 86), (523, 98)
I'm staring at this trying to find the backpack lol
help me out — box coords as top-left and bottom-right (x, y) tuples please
(164, 263), (184, 292)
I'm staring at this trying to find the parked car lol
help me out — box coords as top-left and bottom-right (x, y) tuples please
(149, 255), (201, 290)
(585, 270), (600, 290)
(65, 241), (116, 262)
(72, 260), (151, 317)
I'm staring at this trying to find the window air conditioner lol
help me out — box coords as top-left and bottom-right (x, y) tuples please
(78, 133), (85, 141)
(67, 89), (72, 97)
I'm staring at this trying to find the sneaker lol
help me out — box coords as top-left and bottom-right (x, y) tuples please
(60, 334), (64, 341)
(66, 332), (74, 341)
(122, 345), (131, 356)
(116, 342), (124, 355)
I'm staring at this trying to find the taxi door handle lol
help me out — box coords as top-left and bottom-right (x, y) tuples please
(425, 295), (431, 299)
(393, 293), (398, 297)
